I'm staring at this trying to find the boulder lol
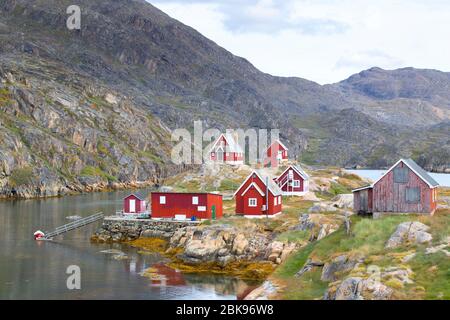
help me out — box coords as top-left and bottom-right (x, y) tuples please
(331, 194), (353, 209)
(326, 276), (393, 300)
(385, 222), (432, 249)
(308, 202), (338, 213)
(321, 255), (360, 282)
(232, 233), (249, 255)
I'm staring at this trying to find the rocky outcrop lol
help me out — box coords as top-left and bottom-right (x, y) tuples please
(244, 280), (280, 300)
(321, 255), (363, 282)
(325, 277), (393, 300)
(293, 213), (341, 241)
(385, 222), (432, 248)
(330, 194), (353, 209)
(169, 226), (296, 266)
(0, 66), (178, 199)
(91, 219), (194, 243)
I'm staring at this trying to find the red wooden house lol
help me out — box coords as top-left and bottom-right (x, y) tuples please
(353, 159), (439, 216)
(209, 133), (244, 165)
(234, 171), (283, 218)
(151, 192), (223, 220)
(275, 165), (309, 196)
(123, 194), (147, 215)
(264, 139), (288, 166)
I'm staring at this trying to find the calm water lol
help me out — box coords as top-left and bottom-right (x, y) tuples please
(347, 170), (450, 187)
(0, 189), (258, 300)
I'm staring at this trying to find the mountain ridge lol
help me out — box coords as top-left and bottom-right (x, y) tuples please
(0, 0), (449, 198)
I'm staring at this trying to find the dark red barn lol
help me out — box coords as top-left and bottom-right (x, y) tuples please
(151, 192), (223, 220)
(353, 159), (439, 216)
(234, 171), (282, 217)
(275, 165), (309, 196)
(123, 194), (147, 214)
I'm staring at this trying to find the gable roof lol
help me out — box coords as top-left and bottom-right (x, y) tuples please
(124, 193), (146, 201)
(241, 182), (265, 197)
(352, 158), (439, 192)
(402, 159), (439, 188)
(268, 139), (288, 151)
(210, 133), (243, 153)
(234, 170), (282, 197)
(278, 164), (309, 181)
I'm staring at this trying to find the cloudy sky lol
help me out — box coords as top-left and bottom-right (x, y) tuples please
(150, 0), (450, 84)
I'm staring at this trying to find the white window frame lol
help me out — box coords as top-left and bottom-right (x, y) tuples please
(293, 180), (300, 187)
(274, 197), (277, 206)
(159, 196), (166, 204)
(278, 196), (281, 204)
(192, 196), (199, 205)
(248, 198), (257, 207)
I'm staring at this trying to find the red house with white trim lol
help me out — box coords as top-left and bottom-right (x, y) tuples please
(353, 159), (439, 216)
(234, 171), (282, 218)
(151, 192), (223, 220)
(123, 194), (147, 215)
(209, 133), (244, 165)
(265, 139), (288, 166)
(275, 165), (309, 196)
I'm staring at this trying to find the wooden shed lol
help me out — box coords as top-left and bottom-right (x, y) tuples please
(123, 194), (147, 214)
(353, 159), (439, 215)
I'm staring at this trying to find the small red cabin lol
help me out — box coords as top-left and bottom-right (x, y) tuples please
(151, 192), (223, 220)
(209, 133), (244, 165)
(353, 159), (439, 216)
(234, 171), (282, 217)
(123, 194), (147, 214)
(265, 139), (288, 167)
(275, 165), (309, 195)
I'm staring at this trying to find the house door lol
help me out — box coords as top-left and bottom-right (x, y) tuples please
(217, 150), (224, 162)
(212, 205), (216, 220)
(129, 199), (136, 213)
(360, 191), (368, 213)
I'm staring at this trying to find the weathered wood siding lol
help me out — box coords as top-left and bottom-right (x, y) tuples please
(353, 189), (373, 213)
(372, 162), (433, 214)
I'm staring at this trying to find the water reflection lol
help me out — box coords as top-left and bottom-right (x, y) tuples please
(0, 190), (260, 300)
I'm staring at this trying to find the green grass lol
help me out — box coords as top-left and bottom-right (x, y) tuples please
(409, 251), (450, 300)
(9, 166), (34, 187)
(312, 216), (410, 260)
(276, 230), (310, 244)
(218, 178), (239, 192)
(0, 87), (12, 106)
(271, 210), (450, 300)
(80, 166), (117, 182)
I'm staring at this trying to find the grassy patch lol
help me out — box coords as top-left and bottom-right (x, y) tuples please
(0, 87), (12, 106)
(276, 230), (310, 244)
(80, 165), (118, 182)
(9, 166), (34, 187)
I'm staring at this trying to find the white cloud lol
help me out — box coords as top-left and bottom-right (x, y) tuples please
(151, 0), (450, 84)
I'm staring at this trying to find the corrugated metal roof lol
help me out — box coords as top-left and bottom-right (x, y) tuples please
(403, 158), (440, 188)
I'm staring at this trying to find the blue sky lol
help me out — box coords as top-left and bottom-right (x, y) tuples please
(150, 0), (450, 84)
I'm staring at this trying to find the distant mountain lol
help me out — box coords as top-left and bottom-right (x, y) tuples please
(0, 0), (448, 197)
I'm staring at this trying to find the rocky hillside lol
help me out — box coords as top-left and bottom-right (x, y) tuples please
(0, 0), (449, 197)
